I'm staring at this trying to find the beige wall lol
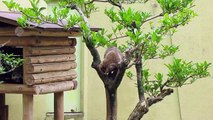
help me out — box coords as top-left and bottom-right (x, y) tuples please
(174, 0), (213, 120)
(83, 0), (213, 120)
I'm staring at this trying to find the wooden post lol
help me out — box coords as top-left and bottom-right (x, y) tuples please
(54, 92), (64, 120)
(23, 94), (33, 120)
(0, 94), (8, 120)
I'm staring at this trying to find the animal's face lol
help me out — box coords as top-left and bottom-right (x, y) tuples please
(106, 64), (116, 75)
(100, 63), (117, 76)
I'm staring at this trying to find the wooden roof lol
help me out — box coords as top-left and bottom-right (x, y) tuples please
(0, 11), (100, 37)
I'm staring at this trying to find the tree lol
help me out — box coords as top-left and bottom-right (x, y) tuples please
(3, 0), (211, 120)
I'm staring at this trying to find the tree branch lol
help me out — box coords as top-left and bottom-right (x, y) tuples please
(143, 13), (164, 23)
(126, 62), (136, 69)
(69, 5), (90, 27)
(110, 35), (128, 41)
(108, 0), (123, 10)
(128, 100), (148, 120)
(147, 89), (174, 106)
(128, 88), (174, 120)
(123, 42), (145, 67)
(85, 0), (109, 5)
(160, 78), (173, 92)
(160, 74), (199, 91)
(135, 51), (145, 101)
(20, 11), (65, 28)
(69, 4), (105, 79)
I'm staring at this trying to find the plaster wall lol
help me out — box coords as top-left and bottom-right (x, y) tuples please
(83, 0), (213, 120)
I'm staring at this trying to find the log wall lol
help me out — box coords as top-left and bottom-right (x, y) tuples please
(22, 38), (77, 86)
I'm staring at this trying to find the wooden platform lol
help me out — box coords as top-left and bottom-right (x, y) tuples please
(0, 80), (77, 95)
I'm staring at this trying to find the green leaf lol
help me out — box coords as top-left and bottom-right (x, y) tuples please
(142, 69), (150, 81)
(29, 0), (39, 11)
(155, 73), (163, 83)
(3, 0), (20, 11)
(126, 71), (134, 80)
(17, 17), (27, 27)
(159, 45), (179, 59)
(79, 22), (91, 39)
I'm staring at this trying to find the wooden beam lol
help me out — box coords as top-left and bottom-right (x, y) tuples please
(26, 61), (77, 73)
(33, 80), (77, 94)
(0, 37), (77, 46)
(25, 54), (76, 64)
(0, 84), (35, 94)
(25, 69), (77, 85)
(24, 46), (76, 56)
(0, 27), (81, 37)
(54, 92), (64, 120)
(23, 94), (33, 120)
(0, 81), (77, 95)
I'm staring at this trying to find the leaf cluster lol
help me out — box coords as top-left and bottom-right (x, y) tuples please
(0, 53), (23, 74)
(166, 58), (211, 87)
(127, 58), (211, 96)
(105, 8), (151, 30)
(157, 0), (194, 14)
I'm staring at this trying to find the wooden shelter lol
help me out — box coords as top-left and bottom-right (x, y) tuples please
(0, 11), (98, 120)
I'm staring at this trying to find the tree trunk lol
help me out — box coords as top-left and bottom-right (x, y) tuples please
(128, 100), (148, 120)
(105, 88), (117, 120)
